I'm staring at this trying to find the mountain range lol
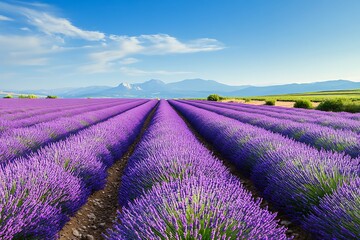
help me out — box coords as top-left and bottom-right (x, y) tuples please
(5, 79), (360, 98)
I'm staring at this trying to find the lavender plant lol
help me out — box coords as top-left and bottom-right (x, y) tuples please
(180, 100), (360, 158)
(170, 100), (359, 238)
(107, 100), (288, 239)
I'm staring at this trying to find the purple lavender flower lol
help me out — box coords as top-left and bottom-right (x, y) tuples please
(109, 176), (288, 240)
(0, 158), (86, 239)
(304, 177), (360, 240)
(179, 100), (360, 158)
(169, 100), (359, 236)
(109, 100), (288, 240)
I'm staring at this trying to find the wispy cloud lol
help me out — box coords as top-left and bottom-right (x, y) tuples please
(0, 1), (105, 41)
(83, 34), (224, 73)
(26, 12), (105, 41)
(119, 67), (192, 76)
(20, 27), (30, 31)
(119, 57), (140, 65)
(107, 34), (224, 55)
(0, 1), (224, 79)
(0, 35), (58, 66)
(0, 14), (12, 21)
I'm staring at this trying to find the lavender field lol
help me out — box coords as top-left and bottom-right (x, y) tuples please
(0, 98), (359, 240)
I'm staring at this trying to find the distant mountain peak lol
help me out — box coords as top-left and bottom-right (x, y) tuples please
(12, 79), (360, 98)
(117, 82), (132, 89)
(145, 79), (165, 84)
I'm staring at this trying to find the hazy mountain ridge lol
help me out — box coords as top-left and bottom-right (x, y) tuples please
(4, 79), (360, 98)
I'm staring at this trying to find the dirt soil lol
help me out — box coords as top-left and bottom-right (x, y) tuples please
(58, 104), (158, 240)
(172, 105), (313, 240)
(222, 99), (320, 108)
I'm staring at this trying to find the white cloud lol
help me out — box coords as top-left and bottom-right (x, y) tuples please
(0, 14), (13, 21)
(119, 67), (192, 76)
(0, 35), (56, 66)
(26, 12), (105, 41)
(0, 2), (224, 76)
(119, 57), (140, 65)
(0, 2), (105, 41)
(83, 34), (224, 73)
(108, 34), (224, 55)
(0, 35), (50, 52)
(20, 27), (30, 31)
(136, 34), (224, 54)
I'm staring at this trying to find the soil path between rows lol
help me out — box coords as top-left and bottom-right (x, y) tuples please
(171, 103), (313, 240)
(58, 103), (158, 240)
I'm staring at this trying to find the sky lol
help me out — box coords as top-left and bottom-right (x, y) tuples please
(0, 0), (360, 90)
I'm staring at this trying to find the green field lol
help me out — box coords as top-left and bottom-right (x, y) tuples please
(198, 89), (360, 113)
(231, 89), (360, 102)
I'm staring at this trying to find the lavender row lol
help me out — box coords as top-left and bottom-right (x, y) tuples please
(180, 100), (360, 158)
(1, 99), (122, 121)
(0, 98), (117, 116)
(222, 99), (360, 121)
(170, 100), (360, 239)
(0, 100), (148, 165)
(106, 100), (288, 240)
(0, 99), (133, 134)
(200, 100), (360, 133)
(0, 100), (157, 239)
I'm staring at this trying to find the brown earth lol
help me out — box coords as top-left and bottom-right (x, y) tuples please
(58, 103), (158, 240)
(221, 99), (320, 108)
(172, 104), (313, 240)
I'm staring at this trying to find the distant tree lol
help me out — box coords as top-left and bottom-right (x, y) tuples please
(344, 102), (360, 113)
(46, 95), (58, 99)
(3, 94), (13, 99)
(316, 99), (344, 112)
(294, 99), (313, 109)
(18, 94), (38, 99)
(316, 99), (360, 113)
(207, 94), (221, 101)
(244, 98), (251, 103)
(265, 99), (276, 105)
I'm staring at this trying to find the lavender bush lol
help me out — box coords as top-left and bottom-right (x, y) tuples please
(180, 100), (360, 158)
(170, 100), (359, 238)
(0, 100), (148, 165)
(107, 100), (288, 240)
(0, 100), (157, 239)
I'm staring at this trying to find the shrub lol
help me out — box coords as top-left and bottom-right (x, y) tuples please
(316, 99), (360, 113)
(316, 99), (345, 112)
(207, 94), (221, 101)
(294, 99), (313, 109)
(265, 99), (276, 105)
(46, 95), (58, 99)
(343, 102), (360, 113)
(244, 98), (251, 103)
(3, 94), (13, 98)
(18, 94), (38, 99)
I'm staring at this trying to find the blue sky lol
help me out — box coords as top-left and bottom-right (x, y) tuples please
(0, 0), (360, 90)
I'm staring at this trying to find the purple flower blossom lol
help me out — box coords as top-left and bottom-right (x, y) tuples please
(170, 100), (359, 237)
(108, 100), (288, 239)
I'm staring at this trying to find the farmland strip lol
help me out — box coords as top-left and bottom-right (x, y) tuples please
(221, 99), (360, 121)
(200, 100), (360, 133)
(106, 100), (288, 239)
(1, 99), (123, 121)
(0, 100), (157, 239)
(179, 100), (360, 158)
(0, 99), (148, 165)
(0, 99), (134, 134)
(0, 99), (119, 117)
(58, 99), (159, 240)
(170, 100), (359, 239)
